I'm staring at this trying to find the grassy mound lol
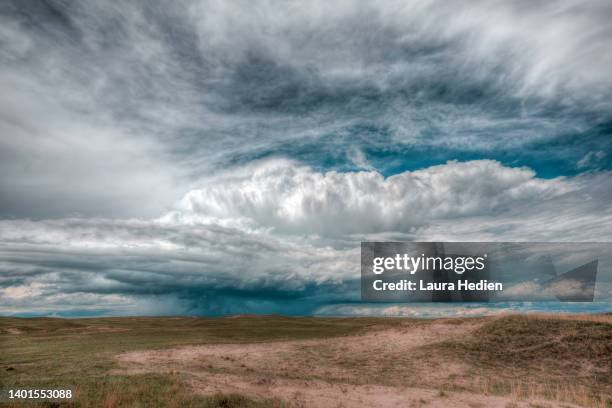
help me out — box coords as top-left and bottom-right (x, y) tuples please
(467, 315), (612, 367)
(430, 315), (612, 406)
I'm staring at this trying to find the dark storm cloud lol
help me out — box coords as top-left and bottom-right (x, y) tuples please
(2, 0), (612, 218)
(2, 1), (612, 315)
(1, 160), (612, 316)
(0, 216), (359, 315)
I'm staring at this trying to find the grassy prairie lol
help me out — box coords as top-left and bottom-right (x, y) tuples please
(0, 314), (610, 407)
(425, 314), (612, 407)
(0, 316), (402, 407)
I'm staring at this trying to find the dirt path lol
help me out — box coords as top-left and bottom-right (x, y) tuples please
(115, 320), (580, 407)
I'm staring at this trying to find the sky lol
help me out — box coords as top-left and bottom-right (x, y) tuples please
(1, 0), (611, 317)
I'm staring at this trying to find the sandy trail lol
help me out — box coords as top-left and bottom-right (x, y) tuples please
(116, 320), (578, 407)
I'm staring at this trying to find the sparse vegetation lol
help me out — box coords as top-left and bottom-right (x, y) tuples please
(0, 375), (288, 408)
(427, 314), (612, 407)
(0, 316), (402, 407)
(1, 314), (611, 407)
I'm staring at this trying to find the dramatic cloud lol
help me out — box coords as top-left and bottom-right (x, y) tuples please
(0, 214), (358, 315)
(1, 160), (611, 315)
(2, 0), (612, 218)
(173, 159), (573, 236)
(1, 1), (611, 315)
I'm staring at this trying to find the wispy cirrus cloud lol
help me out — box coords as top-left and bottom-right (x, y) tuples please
(1, 1), (612, 315)
(2, 0), (612, 218)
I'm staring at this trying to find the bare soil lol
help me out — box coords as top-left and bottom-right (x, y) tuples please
(116, 318), (585, 407)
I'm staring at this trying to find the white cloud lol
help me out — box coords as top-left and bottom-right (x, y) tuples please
(347, 147), (373, 170)
(0, 282), (43, 300)
(188, 0), (612, 111)
(577, 151), (607, 169)
(1, 159), (611, 315)
(314, 302), (612, 317)
(1, 0), (611, 219)
(314, 304), (511, 318)
(1, 1), (612, 314)
(171, 159), (573, 236)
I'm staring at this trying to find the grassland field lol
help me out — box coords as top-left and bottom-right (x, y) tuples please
(1, 314), (610, 407)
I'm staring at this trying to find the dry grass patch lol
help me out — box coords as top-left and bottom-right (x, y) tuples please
(428, 315), (612, 407)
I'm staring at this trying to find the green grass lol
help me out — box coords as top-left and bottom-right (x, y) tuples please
(1, 316), (402, 382)
(0, 315), (403, 407)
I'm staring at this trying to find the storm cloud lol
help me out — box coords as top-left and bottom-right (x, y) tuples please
(1, 1), (611, 315)
(1, 159), (612, 315)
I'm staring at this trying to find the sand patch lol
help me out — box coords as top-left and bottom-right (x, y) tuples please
(115, 320), (579, 407)
(118, 321), (471, 385)
(5, 328), (22, 335)
(186, 372), (529, 408)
